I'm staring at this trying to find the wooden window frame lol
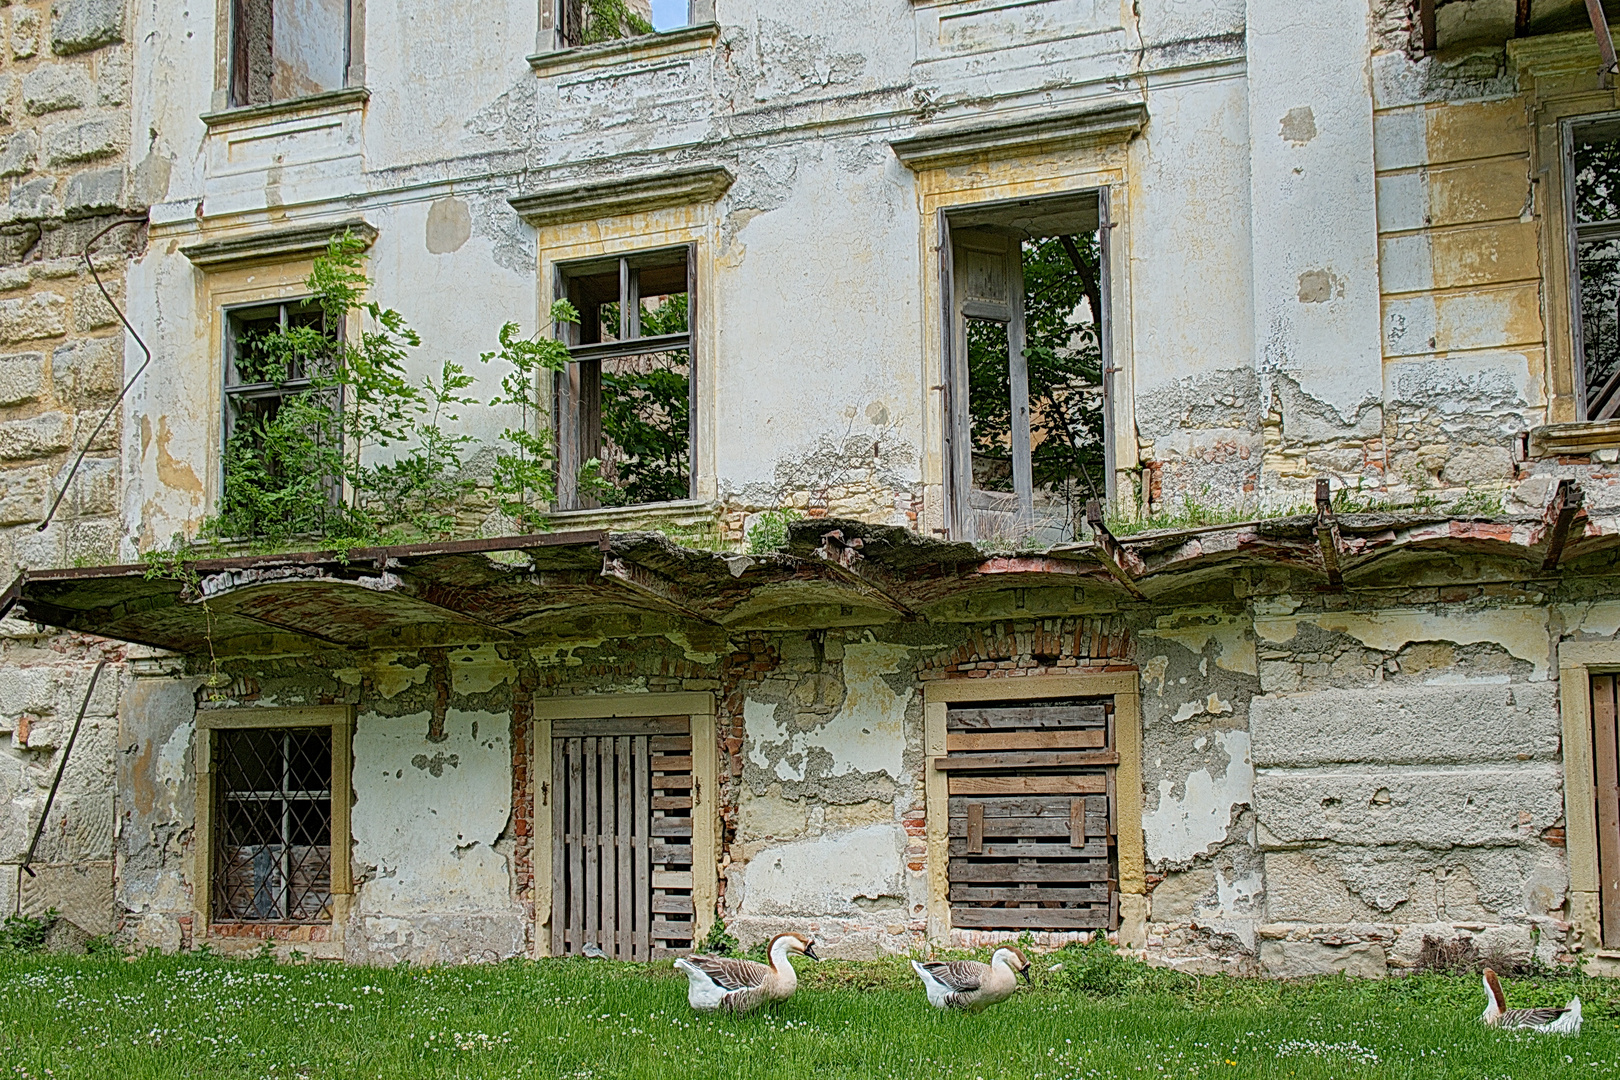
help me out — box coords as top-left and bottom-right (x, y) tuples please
(922, 672), (1144, 944)
(537, 0), (716, 54)
(192, 705), (354, 939)
(213, 0), (367, 114)
(1561, 111), (1620, 423)
(529, 692), (718, 957)
(1559, 643), (1620, 961)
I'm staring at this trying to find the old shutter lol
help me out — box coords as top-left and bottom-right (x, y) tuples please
(942, 698), (1117, 931)
(1593, 674), (1620, 946)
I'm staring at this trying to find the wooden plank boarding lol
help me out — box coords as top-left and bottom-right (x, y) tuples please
(948, 812), (1108, 838)
(949, 861), (1109, 883)
(634, 734), (651, 960)
(550, 732), (566, 957)
(948, 775), (1107, 796)
(947, 705), (1107, 730)
(966, 803), (984, 854)
(1070, 797), (1086, 846)
(616, 735), (632, 959)
(554, 716), (688, 738)
(951, 907), (1110, 930)
(948, 839), (1109, 859)
(947, 729), (1106, 752)
(1594, 675), (1620, 947)
(932, 751), (1119, 771)
(567, 737), (583, 951)
(583, 737), (598, 953)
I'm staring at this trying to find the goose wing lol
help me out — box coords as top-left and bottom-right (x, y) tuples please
(916, 960), (984, 993)
(1501, 1006), (1573, 1029)
(681, 955), (772, 991)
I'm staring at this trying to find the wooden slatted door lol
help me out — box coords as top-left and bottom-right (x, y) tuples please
(1593, 675), (1620, 946)
(551, 716), (696, 959)
(942, 698), (1118, 932)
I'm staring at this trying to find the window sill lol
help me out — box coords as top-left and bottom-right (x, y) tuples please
(547, 498), (721, 535)
(1530, 420), (1620, 457)
(200, 86), (371, 131)
(528, 22), (719, 79)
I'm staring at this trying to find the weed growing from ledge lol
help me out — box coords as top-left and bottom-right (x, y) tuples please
(481, 303), (579, 531)
(745, 509), (802, 554)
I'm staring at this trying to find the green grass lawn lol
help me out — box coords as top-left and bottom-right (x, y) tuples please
(2, 943), (1619, 1079)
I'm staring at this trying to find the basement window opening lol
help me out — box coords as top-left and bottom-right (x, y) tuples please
(555, 245), (693, 511)
(213, 726), (334, 923)
(941, 191), (1113, 544)
(229, 0), (355, 109)
(1569, 115), (1620, 422)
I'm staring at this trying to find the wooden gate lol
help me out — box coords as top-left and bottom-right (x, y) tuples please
(550, 716), (696, 959)
(942, 698), (1118, 931)
(1593, 674), (1620, 946)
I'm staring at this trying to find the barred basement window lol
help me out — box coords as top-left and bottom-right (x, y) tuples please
(212, 727), (334, 923)
(554, 246), (694, 510)
(1568, 116), (1620, 422)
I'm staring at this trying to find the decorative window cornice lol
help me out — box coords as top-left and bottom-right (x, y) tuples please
(528, 21), (719, 78)
(890, 100), (1148, 171)
(200, 86), (371, 131)
(508, 165), (734, 227)
(181, 218), (378, 270)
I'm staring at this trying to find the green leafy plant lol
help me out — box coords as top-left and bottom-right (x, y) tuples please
(0, 909), (56, 954)
(746, 509), (802, 554)
(699, 916), (739, 957)
(576, 0), (653, 44)
(480, 303), (579, 531)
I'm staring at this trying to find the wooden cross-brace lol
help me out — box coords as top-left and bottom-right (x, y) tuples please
(1315, 478), (1345, 590)
(1541, 478), (1586, 574)
(1084, 500), (1147, 601)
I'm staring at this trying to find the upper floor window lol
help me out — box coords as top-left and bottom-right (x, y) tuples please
(556, 0), (692, 47)
(230, 0), (355, 108)
(1569, 116), (1620, 423)
(555, 246), (693, 510)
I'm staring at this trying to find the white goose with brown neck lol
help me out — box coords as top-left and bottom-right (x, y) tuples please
(675, 932), (819, 1013)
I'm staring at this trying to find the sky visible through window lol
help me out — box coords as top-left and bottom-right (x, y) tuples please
(651, 0), (688, 31)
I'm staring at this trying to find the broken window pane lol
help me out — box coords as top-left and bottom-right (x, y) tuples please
(213, 726), (333, 923)
(561, 248), (693, 509)
(1571, 117), (1620, 421)
(231, 0), (351, 108)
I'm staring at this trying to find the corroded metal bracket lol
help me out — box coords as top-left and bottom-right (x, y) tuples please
(1315, 478), (1344, 590)
(814, 530), (916, 617)
(1542, 478), (1586, 574)
(1084, 500), (1147, 601)
(600, 555), (717, 624)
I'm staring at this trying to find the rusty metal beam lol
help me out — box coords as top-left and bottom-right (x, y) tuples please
(1590, 0), (1618, 86)
(812, 530), (917, 617)
(1315, 478), (1345, 590)
(1084, 501), (1147, 601)
(1542, 478), (1586, 573)
(1516, 0), (1534, 37)
(1421, 0), (1436, 54)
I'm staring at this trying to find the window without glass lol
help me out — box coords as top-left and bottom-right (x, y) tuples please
(220, 299), (342, 532)
(555, 247), (693, 510)
(1569, 117), (1620, 422)
(212, 726), (334, 923)
(941, 192), (1112, 544)
(557, 0), (675, 47)
(230, 0), (353, 108)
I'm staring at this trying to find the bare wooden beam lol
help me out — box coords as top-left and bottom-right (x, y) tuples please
(1083, 500), (1147, 601)
(1315, 478), (1344, 590)
(1420, 0), (1436, 54)
(1541, 478), (1586, 573)
(1589, 0), (1618, 87)
(1516, 0), (1534, 37)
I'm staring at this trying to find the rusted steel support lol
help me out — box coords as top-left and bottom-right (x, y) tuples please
(600, 555), (718, 624)
(1084, 500), (1147, 601)
(1421, 0), (1436, 54)
(813, 530), (916, 617)
(1542, 478), (1586, 574)
(1589, 0), (1618, 86)
(21, 659), (108, 882)
(1517, 0), (1534, 37)
(1315, 479), (1345, 589)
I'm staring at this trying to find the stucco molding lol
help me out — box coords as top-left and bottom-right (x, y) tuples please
(1531, 420), (1620, 456)
(180, 219), (379, 270)
(509, 166), (735, 228)
(199, 86), (371, 130)
(890, 101), (1148, 171)
(528, 21), (720, 78)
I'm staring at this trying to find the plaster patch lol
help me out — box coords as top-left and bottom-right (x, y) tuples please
(425, 197), (472, 255)
(745, 640), (911, 783)
(1141, 616), (1259, 676)
(664, 631), (721, 664)
(1279, 106), (1318, 145)
(1254, 608), (1551, 679)
(1560, 601), (1620, 641)
(1143, 730), (1253, 864)
(367, 661), (430, 700)
(739, 823), (906, 917)
(448, 650), (516, 697)
(155, 719), (191, 798)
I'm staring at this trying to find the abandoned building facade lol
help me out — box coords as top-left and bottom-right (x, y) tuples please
(7, 0), (1620, 978)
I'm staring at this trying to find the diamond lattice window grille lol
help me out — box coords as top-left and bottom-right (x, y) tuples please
(213, 727), (333, 923)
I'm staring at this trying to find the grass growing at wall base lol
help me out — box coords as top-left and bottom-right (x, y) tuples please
(1, 946), (1617, 1079)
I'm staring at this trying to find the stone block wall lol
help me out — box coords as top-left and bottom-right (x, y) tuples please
(0, 0), (135, 936)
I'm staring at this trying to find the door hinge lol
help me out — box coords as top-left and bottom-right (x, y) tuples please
(541, 780), (549, 807)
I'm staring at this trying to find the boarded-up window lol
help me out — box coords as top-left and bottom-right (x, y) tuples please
(231, 0), (352, 108)
(1593, 674), (1620, 946)
(551, 716), (695, 958)
(213, 727), (333, 923)
(944, 698), (1117, 931)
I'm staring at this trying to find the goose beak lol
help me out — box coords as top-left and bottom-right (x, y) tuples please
(804, 942), (820, 960)
(1019, 964), (1032, 985)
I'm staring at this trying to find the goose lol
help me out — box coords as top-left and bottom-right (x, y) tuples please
(675, 932), (818, 1013)
(1481, 968), (1582, 1034)
(912, 946), (1030, 1012)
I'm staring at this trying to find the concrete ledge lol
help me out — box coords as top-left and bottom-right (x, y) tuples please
(199, 86), (371, 130)
(527, 22), (720, 78)
(890, 100), (1147, 171)
(180, 219), (378, 270)
(510, 167), (734, 228)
